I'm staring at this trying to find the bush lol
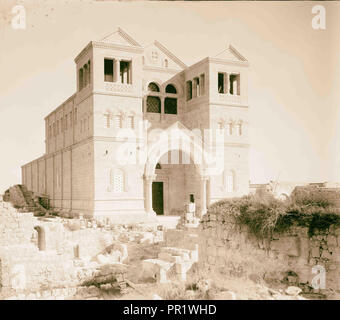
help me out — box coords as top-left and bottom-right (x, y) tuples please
(290, 188), (334, 208)
(207, 189), (340, 238)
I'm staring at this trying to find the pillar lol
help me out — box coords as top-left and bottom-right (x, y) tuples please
(160, 97), (165, 123)
(144, 174), (156, 216)
(114, 59), (121, 83)
(226, 73), (230, 94)
(206, 178), (211, 208)
(200, 176), (208, 217)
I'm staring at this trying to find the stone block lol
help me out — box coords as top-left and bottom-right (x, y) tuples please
(327, 236), (337, 248)
(270, 237), (300, 257)
(142, 259), (173, 283)
(320, 250), (332, 260)
(311, 246), (320, 258)
(207, 255), (215, 265)
(285, 286), (302, 296)
(175, 261), (193, 281)
(217, 246), (225, 258)
(190, 244), (199, 263)
(299, 237), (310, 259)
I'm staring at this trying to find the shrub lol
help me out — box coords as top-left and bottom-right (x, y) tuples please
(207, 190), (340, 238)
(290, 188), (334, 208)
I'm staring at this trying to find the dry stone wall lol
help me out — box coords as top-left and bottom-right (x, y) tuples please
(199, 212), (340, 292)
(0, 197), (164, 298)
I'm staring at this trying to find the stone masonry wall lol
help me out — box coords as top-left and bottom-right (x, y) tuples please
(199, 212), (340, 292)
(0, 200), (122, 293)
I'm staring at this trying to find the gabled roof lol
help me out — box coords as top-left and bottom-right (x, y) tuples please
(214, 44), (248, 62)
(165, 121), (205, 146)
(99, 27), (142, 47)
(144, 40), (187, 70)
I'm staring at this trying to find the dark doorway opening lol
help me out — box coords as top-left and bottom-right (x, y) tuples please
(34, 226), (46, 251)
(152, 182), (164, 215)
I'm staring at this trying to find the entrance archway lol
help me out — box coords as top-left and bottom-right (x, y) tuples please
(144, 148), (209, 217)
(143, 122), (214, 217)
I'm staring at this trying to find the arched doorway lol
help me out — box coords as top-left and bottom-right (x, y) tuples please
(34, 226), (46, 251)
(143, 122), (214, 218)
(153, 150), (202, 216)
(144, 148), (209, 217)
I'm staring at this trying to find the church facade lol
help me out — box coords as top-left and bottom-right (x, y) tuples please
(21, 28), (250, 222)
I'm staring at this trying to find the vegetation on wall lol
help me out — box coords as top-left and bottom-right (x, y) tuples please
(207, 188), (340, 238)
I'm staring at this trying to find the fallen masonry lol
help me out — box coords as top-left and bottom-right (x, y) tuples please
(0, 194), (202, 299)
(3, 187), (339, 300)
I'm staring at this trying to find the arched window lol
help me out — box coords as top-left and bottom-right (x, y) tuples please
(79, 68), (84, 91)
(165, 83), (178, 114)
(165, 84), (177, 94)
(156, 163), (161, 169)
(84, 64), (88, 87)
(111, 168), (124, 193)
(164, 59), (168, 68)
(186, 80), (192, 101)
(148, 82), (160, 92)
(147, 96), (161, 113)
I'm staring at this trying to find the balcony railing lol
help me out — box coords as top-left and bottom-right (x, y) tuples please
(104, 82), (133, 93)
(218, 93), (242, 104)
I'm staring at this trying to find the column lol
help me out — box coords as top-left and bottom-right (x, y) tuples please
(160, 97), (165, 123)
(226, 73), (230, 94)
(206, 178), (211, 208)
(114, 59), (121, 83)
(200, 176), (208, 217)
(143, 96), (147, 114)
(144, 174), (156, 216)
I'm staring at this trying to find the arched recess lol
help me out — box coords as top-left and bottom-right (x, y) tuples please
(144, 131), (206, 178)
(143, 129), (209, 217)
(165, 83), (178, 115)
(145, 81), (162, 114)
(144, 79), (163, 92)
(148, 82), (160, 92)
(34, 226), (46, 251)
(165, 84), (177, 94)
(164, 80), (184, 96)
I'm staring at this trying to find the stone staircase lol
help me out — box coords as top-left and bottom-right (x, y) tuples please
(19, 185), (36, 211)
(4, 185), (48, 215)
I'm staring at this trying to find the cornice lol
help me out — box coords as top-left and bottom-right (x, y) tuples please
(208, 57), (249, 67)
(92, 41), (144, 54)
(143, 65), (181, 74)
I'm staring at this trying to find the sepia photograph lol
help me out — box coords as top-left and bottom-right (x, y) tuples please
(0, 0), (339, 304)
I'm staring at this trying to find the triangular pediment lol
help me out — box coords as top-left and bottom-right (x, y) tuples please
(143, 41), (187, 70)
(214, 44), (247, 62)
(100, 27), (141, 47)
(165, 121), (203, 142)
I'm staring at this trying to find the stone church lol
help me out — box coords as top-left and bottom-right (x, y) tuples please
(21, 28), (250, 222)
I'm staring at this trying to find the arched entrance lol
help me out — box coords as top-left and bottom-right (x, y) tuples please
(150, 149), (204, 216)
(144, 144), (210, 217)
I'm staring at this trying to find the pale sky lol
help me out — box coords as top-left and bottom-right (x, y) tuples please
(0, 0), (339, 193)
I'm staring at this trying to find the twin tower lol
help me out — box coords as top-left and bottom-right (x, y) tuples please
(21, 28), (250, 222)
